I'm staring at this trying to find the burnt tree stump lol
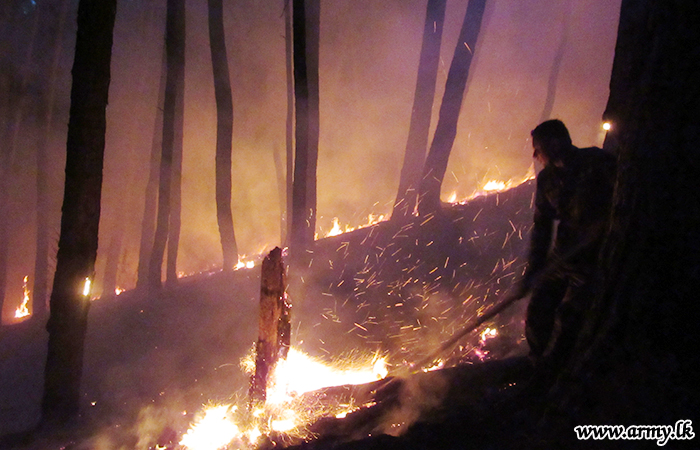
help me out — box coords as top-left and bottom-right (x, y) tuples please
(249, 247), (290, 406)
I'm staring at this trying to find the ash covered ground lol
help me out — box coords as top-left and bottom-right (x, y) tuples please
(0, 181), (534, 448)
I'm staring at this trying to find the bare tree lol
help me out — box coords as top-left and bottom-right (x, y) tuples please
(418, 0), (487, 215)
(149, 0), (186, 290)
(392, 0), (447, 221)
(136, 48), (165, 290)
(208, 0), (238, 270)
(284, 0), (294, 246)
(41, 0), (116, 425)
(0, 3), (40, 322)
(289, 0), (320, 264)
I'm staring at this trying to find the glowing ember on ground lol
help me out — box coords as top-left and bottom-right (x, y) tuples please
(14, 276), (30, 319)
(180, 348), (388, 449)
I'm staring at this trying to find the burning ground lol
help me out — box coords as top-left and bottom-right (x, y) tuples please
(0, 180), (535, 449)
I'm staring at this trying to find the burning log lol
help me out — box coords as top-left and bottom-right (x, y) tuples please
(249, 247), (290, 406)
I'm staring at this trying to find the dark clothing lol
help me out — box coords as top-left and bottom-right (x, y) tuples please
(523, 146), (616, 360)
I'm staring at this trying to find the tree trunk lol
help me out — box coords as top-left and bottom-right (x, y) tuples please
(418, 0), (487, 215)
(136, 48), (166, 290)
(0, 6), (40, 323)
(538, 0), (571, 123)
(392, 0), (447, 221)
(41, 0), (116, 425)
(166, 74), (184, 287)
(33, 0), (70, 321)
(249, 247), (289, 406)
(284, 0), (294, 246)
(547, 0), (700, 430)
(289, 0), (320, 265)
(149, 0), (185, 290)
(208, 0), (238, 270)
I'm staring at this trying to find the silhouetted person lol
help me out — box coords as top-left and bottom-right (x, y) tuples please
(517, 119), (616, 367)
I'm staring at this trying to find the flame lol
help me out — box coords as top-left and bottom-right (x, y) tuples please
(482, 180), (507, 191)
(602, 121), (612, 131)
(83, 277), (92, 297)
(319, 214), (387, 238)
(234, 257), (256, 270)
(14, 276), (30, 319)
(447, 172), (535, 204)
(180, 348), (388, 449)
(179, 405), (241, 450)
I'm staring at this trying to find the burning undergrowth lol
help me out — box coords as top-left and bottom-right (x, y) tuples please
(0, 180), (535, 449)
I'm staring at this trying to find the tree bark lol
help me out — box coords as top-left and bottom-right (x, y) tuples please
(41, 0), (116, 425)
(392, 0), (447, 221)
(0, 5), (40, 323)
(290, 0), (320, 264)
(284, 0), (294, 246)
(418, 0), (487, 215)
(547, 0), (700, 429)
(136, 47), (166, 290)
(249, 247), (290, 406)
(166, 74), (184, 287)
(149, 0), (185, 290)
(208, 0), (238, 270)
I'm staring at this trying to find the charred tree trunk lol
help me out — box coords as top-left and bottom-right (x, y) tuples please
(33, 0), (70, 320)
(249, 247), (290, 406)
(284, 0), (294, 246)
(538, 0), (571, 123)
(392, 0), (447, 221)
(290, 0), (320, 265)
(418, 0), (487, 215)
(546, 0), (700, 431)
(149, 0), (185, 290)
(208, 0), (238, 270)
(0, 7), (39, 322)
(136, 48), (166, 290)
(166, 78), (184, 287)
(41, 0), (116, 425)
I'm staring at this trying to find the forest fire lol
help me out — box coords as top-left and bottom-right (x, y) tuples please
(179, 348), (388, 450)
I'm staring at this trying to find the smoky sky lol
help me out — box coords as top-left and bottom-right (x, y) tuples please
(1, 0), (620, 319)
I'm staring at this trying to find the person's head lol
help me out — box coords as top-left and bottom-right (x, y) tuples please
(531, 119), (572, 166)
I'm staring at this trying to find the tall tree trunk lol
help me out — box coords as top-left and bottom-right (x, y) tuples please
(166, 75), (184, 287)
(41, 0), (116, 425)
(418, 0), (487, 215)
(290, 0), (320, 264)
(33, 0), (70, 321)
(0, 6), (40, 322)
(284, 0), (294, 246)
(538, 0), (571, 123)
(547, 0), (700, 430)
(136, 47), (166, 290)
(149, 0), (185, 290)
(208, 0), (238, 270)
(392, 0), (447, 221)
